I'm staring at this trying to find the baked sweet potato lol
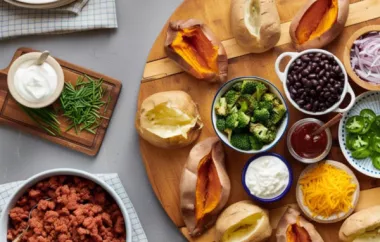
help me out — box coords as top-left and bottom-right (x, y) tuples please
(135, 91), (203, 149)
(180, 137), (231, 237)
(290, 0), (349, 50)
(276, 207), (324, 242)
(215, 200), (271, 242)
(339, 206), (380, 241)
(231, 0), (281, 53)
(165, 19), (228, 83)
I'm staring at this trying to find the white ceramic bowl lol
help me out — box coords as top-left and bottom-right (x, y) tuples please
(296, 160), (360, 223)
(211, 76), (289, 154)
(7, 52), (65, 109)
(275, 49), (356, 116)
(339, 91), (380, 178)
(0, 169), (132, 242)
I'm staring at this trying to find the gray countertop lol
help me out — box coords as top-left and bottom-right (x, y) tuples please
(0, 0), (185, 241)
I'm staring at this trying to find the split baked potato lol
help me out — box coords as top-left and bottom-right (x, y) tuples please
(180, 137), (231, 237)
(290, 0), (349, 50)
(230, 0), (281, 53)
(215, 200), (272, 242)
(165, 19), (228, 83)
(135, 91), (203, 149)
(276, 207), (324, 242)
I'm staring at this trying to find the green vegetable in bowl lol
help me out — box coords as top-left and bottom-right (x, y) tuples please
(371, 135), (380, 153)
(352, 148), (372, 159)
(372, 153), (380, 170)
(346, 116), (365, 133)
(214, 79), (286, 151)
(360, 109), (376, 123)
(359, 118), (372, 134)
(346, 134), (370, 151)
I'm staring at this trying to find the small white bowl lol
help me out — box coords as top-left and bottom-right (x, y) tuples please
(211, 76), (289, 154)
(275, 49), (356, 115)
(296, 160), (360, 223)
(0, 169), (132, 242)
(7, 52), (64, 109)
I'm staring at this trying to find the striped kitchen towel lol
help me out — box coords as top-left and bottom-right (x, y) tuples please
(0, 0), (118, 40)
(0, 173), (148, 242)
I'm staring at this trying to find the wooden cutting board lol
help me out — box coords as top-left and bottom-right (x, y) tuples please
(1, 48), (121, 156)
(137, 0), (380, 241)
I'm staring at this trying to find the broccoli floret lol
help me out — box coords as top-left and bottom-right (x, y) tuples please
(237, 94), (257, 113)
(272, 98), (281, 107)
(229, 105), (238, 114)
(216, 118), (226, 132)
(262, 93), (276, 102)
(253, 83), (268, 101)
(249, 135), (263, 150)
(224, 90), (240, 108)
(224, 128), (233, 141)
(215, 97), (227, 116)
(259, 101), (274, 113)
(226, 113), (239, 129)
(250, 116), (256, 123)
(241, 80), (257, 94)
(232, 82), (243, 91)
(237, 111), (250, 128)
(249, 123), (275, 144)
(253, 108), (270, 123)
(271, 104), (286, 124)
(230, 133), (251, 150)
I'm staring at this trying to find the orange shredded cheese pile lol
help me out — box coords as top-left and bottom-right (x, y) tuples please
(299, 163), (357, 218)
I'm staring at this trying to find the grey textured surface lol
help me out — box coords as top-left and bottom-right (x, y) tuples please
(0, 0), (185, 241)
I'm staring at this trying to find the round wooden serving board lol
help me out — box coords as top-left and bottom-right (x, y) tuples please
(137, 0), (380, 241)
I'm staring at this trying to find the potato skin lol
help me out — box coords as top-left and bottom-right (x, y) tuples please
(135, 91), (203, 149)
(339, 206), (380, 241)
(180, 137), (231, 237)
(276, 207), (324, 242)
(165, 19), (228, 83)
(231, 0), (281, 53)
(289, 0), (349, 51)
(215, 200), (271, 242)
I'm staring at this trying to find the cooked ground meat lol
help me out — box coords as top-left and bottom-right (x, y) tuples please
(7, 176), (126, 242)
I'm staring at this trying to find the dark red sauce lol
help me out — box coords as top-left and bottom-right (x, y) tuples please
(290, 122), (328, 159)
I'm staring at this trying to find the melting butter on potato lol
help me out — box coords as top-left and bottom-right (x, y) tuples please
(215, 201), (272, 242)
(230, 0), (281, 53)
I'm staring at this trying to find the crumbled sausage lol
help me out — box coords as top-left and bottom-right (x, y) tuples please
(7, 176), (126, 241)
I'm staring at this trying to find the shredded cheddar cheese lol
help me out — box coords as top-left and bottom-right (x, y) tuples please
(299, 163), (357, 218)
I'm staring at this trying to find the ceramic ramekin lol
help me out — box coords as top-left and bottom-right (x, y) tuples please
(0, 169), (132, 242)
(275, 49), (356, 115)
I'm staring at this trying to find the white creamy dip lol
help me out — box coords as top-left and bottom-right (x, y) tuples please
(14, 60), (58, 103)
(245, 155), (289, 199)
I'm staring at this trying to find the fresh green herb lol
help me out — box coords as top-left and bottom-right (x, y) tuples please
(60, 75), (108, 134)
(20, 105), (61, 136)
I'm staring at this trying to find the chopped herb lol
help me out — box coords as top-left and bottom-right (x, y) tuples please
(20, 105), (61, 136)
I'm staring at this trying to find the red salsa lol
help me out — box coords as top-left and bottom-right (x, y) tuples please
(290, 122), (328, 159)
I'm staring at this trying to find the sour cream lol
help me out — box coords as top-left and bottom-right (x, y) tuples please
(14, 60), (58, 103)
(245, 155), (289, 199)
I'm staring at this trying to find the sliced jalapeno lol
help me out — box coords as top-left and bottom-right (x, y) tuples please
(346, 116), (365, 133)
(371, 135), (380, 153)
(360, 118), (372, 134)
(347, 134), (370, 151)
(371, 153), (380, 170)
(360, 109), (376, 123)
(352, 147), (372, 159)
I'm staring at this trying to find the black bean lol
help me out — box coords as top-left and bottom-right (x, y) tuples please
(302, 69), (309, 76)
(298, 73), (302, 80)
(330, 87), (337, 93)
(313, 57), (320, 62)
(290, 87), (297, 95)
(293, 74), (298, 81)
(297, 99), (305, 106)
(312, 79), (319, 87)
(310, 90), (316, 96)
(296, 59), (302, 65)
(301, 78), (308, 85)
(320, 92), (325, 97)
(325, 72), (331, 78)
(324, 92), (331, 98)
(325, 64), (331, 71)
(321, 54), (327, 59)
(305, 104), (312, 110)
(295, 82), (302, 88)
(316, 86), (322, 92)
(316, 53), (322, 57)
(323, 87), (328, 92)
(327, 83), (332, 88)
(334, 84), (341, 89)
(316, 67), (321, 73)
(290, 93), (295, 99)
(298, 88), (305, 93)
(318, 69), (325, 77)
(308, 73), (317, 79)
(301, 92), (307, 99)
(308, 53), (314, 58)
(288, 74), (294, 81)
(311, 62), (318, 69)
(305, 81), (312, 88)
(301, 55), (310, 62)
(319, 79), (325, 86)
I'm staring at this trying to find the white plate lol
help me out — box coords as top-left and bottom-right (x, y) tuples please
(15, 0), (63, 4)
(296, 160), (360, 223)
(5, 0), (76, 9)
(338, 91), (380, 178)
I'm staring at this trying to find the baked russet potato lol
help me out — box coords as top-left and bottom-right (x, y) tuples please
(215, 200), (272, 242)
(180, 137), (231, 237)
(165, 19), (228, 83)
(135, 91), (203, 149)
(339, 206), (380, 241)
(230, 0), (281, 53)
(276, 207), (324, 242)
(290, 0), (349, 50)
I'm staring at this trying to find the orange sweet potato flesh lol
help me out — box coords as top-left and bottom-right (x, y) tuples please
(296, 0), (338, 44)
(170, 27), (219, 77)
(195, 152), (222, 229)
(286, 224), (312, 242)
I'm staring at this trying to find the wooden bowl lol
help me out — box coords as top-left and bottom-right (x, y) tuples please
(343, 25), (380, 91)
(296, 160), (360, 223)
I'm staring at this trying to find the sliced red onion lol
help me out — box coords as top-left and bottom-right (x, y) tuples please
(351, 31), (380, 84)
